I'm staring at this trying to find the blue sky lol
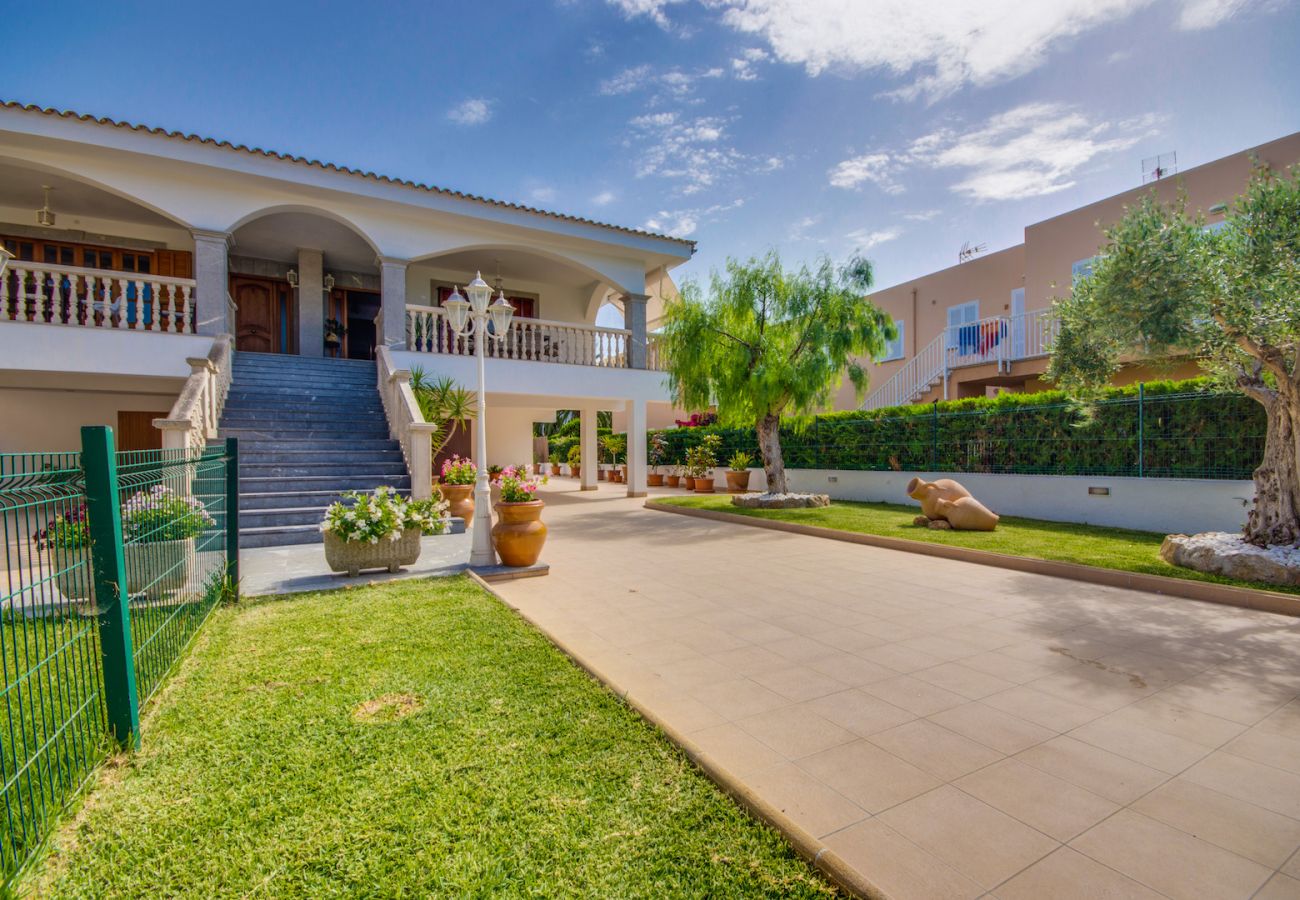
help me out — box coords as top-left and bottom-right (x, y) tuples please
(4, 0), (1299, 294)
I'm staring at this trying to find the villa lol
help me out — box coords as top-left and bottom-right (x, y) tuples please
(0, 101), (692, 546)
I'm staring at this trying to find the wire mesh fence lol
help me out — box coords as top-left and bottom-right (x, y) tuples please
(654, 388), (1265, 481)
(0, 432), (236, 886)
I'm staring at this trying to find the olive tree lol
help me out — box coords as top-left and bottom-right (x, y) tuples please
(1047, 166), (1300, 546)
(661, 252), (894, 494)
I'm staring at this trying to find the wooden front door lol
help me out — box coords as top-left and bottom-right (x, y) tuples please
(232, 276), (292, 353)
(116, 411), (164, 451)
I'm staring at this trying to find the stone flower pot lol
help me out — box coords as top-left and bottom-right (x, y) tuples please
(439, 483), (475, 528)
(665, 474), (680, 487)
(492, 500), (547, 567)
(647, 473), (664, 487)
(57, 537), (195, 606)
(725, 470), (752, 493)
(693, 476), (715, 493)
(324, 527), (422, 577)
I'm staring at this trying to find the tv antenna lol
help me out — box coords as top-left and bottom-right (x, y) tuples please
(958, 241), (987, 264)
(1142, 152), (1177, 184)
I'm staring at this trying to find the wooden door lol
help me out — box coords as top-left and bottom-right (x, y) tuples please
(116, 411), (163, 451)
(233, 277), (280, 353)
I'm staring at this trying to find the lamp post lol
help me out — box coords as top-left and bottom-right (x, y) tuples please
(443, 271), (516, 566)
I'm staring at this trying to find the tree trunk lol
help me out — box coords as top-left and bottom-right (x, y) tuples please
(756, 413), (787, 494)
(1245, 390), (1300, 546)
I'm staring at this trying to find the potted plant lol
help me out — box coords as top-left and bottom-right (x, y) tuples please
(321, 486), (448, 577)
(438, 455), (477, 526)
(665, 464), (681, 488)
(647, 434), (667, 486)
(687, 434), (721, 493)
(567, 444), (582, 479)
(324, 317), (347, 356)
(725, 451), (754, 493)
(602, 434), (627, 483)
(38, 486), (216, 606)
(492, 467), (548, 567)
(488, 464), (504, 483)
(550, 459), (562, 477)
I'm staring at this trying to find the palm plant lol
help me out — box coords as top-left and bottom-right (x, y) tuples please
(409, 368), (477, 461)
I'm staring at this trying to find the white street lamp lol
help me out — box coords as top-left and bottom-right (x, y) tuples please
(443, 271), (516, 566)
(0, 246), (13, 277)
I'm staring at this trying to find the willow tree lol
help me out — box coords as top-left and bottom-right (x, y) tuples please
(1047, 166), (1300, 546)
(661, 252), (893, 494)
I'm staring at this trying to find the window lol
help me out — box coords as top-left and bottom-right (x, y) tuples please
(1202, 220), (1229, 234)
(879, 319), (905, 361)
(946, 300), (979, 350)
(1071, 257), (1096, 281)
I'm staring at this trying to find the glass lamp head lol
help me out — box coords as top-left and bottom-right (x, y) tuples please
(0, 246), (12, 277)
(488, 291), (514, 338)
(444, 287), (472, 333)
(286, 268), (298, 287)
(466, 271), (492, 313)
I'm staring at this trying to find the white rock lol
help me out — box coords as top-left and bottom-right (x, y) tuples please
(731, 492), (831, 510)
(1160, 532), (1300, 587)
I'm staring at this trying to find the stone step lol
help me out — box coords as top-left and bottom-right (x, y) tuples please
(233, 352), (376, 367)
(219, 426), (392, 441)
(225, 386), (381, 400)
(219, 411), (387, 425)
(238, 488), (410, 510)
(240, 524), (324, 549)
(220, 405), (386, 419)
(233, 438), (400, 453)
(241, 461), (409, 478)
(240, 474), (411, 493)
(241, 506), (330, 528)
(239, 449), (405, 465)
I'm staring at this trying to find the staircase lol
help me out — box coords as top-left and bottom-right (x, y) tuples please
(862, 332), (948, 411)
(218, 352), (411, 548)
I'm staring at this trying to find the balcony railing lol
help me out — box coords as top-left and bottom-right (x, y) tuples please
(1, 261), (196, 334)
(405, 305), (664, 370)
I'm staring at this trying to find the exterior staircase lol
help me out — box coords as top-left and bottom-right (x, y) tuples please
(217, 352), (410, 548)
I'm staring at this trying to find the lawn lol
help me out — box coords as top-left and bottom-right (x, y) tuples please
(27, 577), (841, 899)
(654, 495), (1300, 596)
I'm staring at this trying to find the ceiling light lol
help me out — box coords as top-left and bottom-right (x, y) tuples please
(36, 186), (55, 227)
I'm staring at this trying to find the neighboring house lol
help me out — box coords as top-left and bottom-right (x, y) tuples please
(0, 102), (693, 545)
(847, 130), (1300, 411)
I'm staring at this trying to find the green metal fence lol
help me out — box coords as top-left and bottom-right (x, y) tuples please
(656, 388), (1266, 481)
(0, 428), (237, 886)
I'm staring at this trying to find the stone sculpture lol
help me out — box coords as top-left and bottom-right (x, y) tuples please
(906, 477), (999, 531)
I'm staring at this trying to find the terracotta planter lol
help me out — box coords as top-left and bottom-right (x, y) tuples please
(693, 476), (715, 493)
(681, 475), (695, 489)
(550, 463), (561, 476)
(439, 482), (475, 527)
(665, 474), (680, 487)
(492, 500), (547, 567)
(324, 527), (421, 577)
(571, 464), (581, 478)
(647, 473), (664, 487)
(609, 469), (621, 483)
(56, 537), (195, 606)
(725, 470), (752, 493)
(488, 471), (503, 484)
(597, 468), (607, 481)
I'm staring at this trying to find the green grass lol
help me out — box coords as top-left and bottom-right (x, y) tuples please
(655, 495), (1300, 596)
(27, 577), (841, 899)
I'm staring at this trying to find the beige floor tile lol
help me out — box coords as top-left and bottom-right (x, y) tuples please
(806, 627), (887, 655)
(911, 661), (1018, 700)
(1067, 714), (1211, 774)
(867, 719), (1003, 781)
(654, 654), (739, 690)
(760, 634), (838, 663)
(736, 704), (857, 759)
(1027, 665), (1157, 713)
(1015, 736), (1169, 805)
(797, 739), (942, 813)
(1222, 727), (1300, 775)
(706, 644), (791, 677)
(743, 762), (867, 838)
(691, 677), (792, 719)
(956, 758), (1119, 841)
(749, 664), (848, 702)
(994, 846), (1166, 900)
(928, 702), (1055, 754)
(1156, 671), (1296, 726)
(861, 675), (967, 716)
(802, 688), (917, 736)
(1286, 849), (1300, 880)
(958, 650), (1062, 684)
(627, 688), (725, 733)
(1131, 778), (1300, 868)
(983, 685), (1103, 732)
(1255, 873), (1300, 900)
(1259, 699), (1300, 740)
(823, 819), (984, 900)
(1071, 809), (1273, 900)
(805, 651), (898, 686)
(1110, 694), (1248, 748)
(1182, 751), (1300, 819)
(861, 643), (945, 673)
(880, 785), (1059, 889)
(688, 722), (789, 776)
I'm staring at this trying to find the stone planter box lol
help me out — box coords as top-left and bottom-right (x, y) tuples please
(57, 537), (194, 606)
(324, 527), (421, 577)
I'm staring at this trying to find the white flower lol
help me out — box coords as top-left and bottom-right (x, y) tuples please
(369, 536), (379, 544)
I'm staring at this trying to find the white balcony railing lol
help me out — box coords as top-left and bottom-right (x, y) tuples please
(1, 261), (197, 334)
(862, 309), (1061, 411)
(405, 305), (662, 370)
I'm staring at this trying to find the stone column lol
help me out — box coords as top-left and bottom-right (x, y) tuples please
(626, 398), (647, 498)
(379, 257), (409, 350)
(297, 248), (324, 357)
(580, 406), (598, 491)
(191, 230), (231, 336)
(624, 292), (649, 369)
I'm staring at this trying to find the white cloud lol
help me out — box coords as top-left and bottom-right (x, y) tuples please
(644, 199), (745, 238)
(711, 0), (1261, 100)
(606, 0), (687, 29)
(530, 186), (558, 203)
(447, 98), (492, 126)
(627, 111), (743, 194)
(600, 64), (723, 100)
(829, 103), (1162, 202)
(592, 190), (617, 206)
(828, 152), (904, 194)
(846, 227), (902, 250)
(904, 209), (941, 222)
(787, 214), (821, 241)
(730, 47), (770, 81)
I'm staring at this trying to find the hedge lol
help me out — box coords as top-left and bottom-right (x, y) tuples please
(648, 378), (1265, 481)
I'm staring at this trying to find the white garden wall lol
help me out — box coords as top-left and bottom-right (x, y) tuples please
(706, 468), (1254, 535)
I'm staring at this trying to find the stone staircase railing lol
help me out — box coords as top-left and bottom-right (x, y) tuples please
(376, 345), (436, 500)
(154, 334), (233, 452)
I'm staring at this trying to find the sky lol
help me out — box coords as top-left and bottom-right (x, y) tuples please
(4, 0), (1299, 296)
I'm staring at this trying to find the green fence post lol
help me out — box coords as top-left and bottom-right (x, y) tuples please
(1137, 382), (1145, 478)
(930, 401), (939, 471)
(225, 437), (240, 595)
(81, 425), (140, 750)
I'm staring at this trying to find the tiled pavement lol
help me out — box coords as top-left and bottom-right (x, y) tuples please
(491, 480), (1300, 900)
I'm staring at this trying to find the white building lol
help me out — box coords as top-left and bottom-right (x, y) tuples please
(0, 102), (692, 544)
